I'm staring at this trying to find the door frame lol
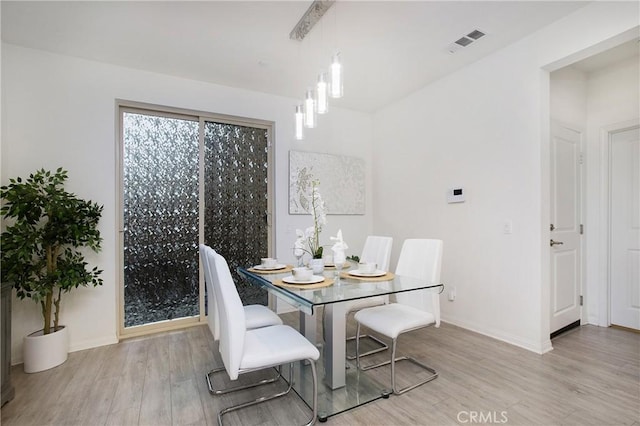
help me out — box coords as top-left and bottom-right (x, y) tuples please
(115, 99), (275, 340)
(600, 119), (640, 327)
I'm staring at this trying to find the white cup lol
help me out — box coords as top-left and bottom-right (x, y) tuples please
(358, 262), (377, 273)
(292, 267), (313, 281)
(261, 257), (277, 268)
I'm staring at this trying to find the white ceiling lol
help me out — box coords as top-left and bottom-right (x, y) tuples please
(1, 1), (589, 112)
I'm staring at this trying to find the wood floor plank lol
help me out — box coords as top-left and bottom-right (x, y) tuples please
(169, 331), (197, 383)
(76, 376), (120, 425)
(144, 333), (172, 383)
(139, 377), (172, 426)
(109, 363), (146, 414)
(105, 406), (141, 426)
(96, 341), (131, 380)
(171, 377), (207, 426)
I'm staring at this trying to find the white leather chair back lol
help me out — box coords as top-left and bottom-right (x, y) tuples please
(395, 239), (442, 327)
(199, 244), (220, 341)
(210, 249), (246, 380)
(360, 236), (393, 272)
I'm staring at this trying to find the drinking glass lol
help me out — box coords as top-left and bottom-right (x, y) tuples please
(334, 258), (345, 285)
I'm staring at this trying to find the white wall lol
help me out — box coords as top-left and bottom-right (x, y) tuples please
(372, 2), (638, 353)
(1, 44), (373, 364)
(550, 67), (587, 127)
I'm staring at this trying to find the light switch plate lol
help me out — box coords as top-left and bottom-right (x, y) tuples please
(447, 187), (465, 203)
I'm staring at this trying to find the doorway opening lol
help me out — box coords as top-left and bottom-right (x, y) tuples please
(547, 37), (639, 338)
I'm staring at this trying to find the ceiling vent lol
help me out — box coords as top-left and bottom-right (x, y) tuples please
(448, 29), (486, 53)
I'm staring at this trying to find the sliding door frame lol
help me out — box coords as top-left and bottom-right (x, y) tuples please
(115, 99), (275, 340)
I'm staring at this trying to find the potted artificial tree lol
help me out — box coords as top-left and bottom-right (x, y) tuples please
(1, 168), (103, 373)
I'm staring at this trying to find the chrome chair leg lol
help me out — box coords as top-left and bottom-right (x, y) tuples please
(206, 365), (282, 395)
(306, 359), (318, 426)
(217, 361), (318, 426)
(355, 328), (438, 395)
(355, 323), (361, 370)
(346, 333), (388, 360)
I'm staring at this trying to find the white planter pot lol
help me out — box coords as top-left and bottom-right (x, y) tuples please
(23, 326), (69, 373)
(309, 258), (324, 274)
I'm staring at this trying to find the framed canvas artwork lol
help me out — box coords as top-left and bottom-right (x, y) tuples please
(289, 150), (365, 215)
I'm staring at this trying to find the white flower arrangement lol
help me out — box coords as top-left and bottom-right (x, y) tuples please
(294, 180), (327, 259)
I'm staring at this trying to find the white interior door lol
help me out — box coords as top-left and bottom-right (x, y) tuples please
(610, 126), (640, 330)
(550, 122), (583, 334)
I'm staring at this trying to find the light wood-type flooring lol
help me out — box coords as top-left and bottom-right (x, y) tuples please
(2, 312), (638, 426)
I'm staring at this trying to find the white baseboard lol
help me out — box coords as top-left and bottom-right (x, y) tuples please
(441, 315), (551, 354)
(11, 335), (119, 366)
(69, 335), (119, 353)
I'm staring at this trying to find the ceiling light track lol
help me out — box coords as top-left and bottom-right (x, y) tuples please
(290, 0), (335, 41)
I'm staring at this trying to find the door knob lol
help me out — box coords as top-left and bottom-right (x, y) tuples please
(550, 239), (564, 247)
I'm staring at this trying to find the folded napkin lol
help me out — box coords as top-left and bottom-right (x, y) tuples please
(330, 229), (348, 263)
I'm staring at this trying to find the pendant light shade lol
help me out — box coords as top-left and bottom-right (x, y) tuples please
(304, 89), (316, 128)
(295, 104), (304, 140)
(316, 72), (329, 114)
(329, 52), (343, 99)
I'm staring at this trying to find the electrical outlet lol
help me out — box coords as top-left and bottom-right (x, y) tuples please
(503, 220), (513, 234)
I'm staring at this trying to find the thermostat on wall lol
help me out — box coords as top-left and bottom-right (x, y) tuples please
(447, 187), (465, 203)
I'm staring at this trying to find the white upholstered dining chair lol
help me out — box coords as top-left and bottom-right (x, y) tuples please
(210, 250), (320, 426)
(344, 236), (393, 359)
(354, 238), (442, 395)
(199, 244), (283, 395)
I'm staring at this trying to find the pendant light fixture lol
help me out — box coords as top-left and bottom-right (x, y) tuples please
(329, 52), (343, 99)
(295, 104), (304, 140)
(290, 0), (342, 139)
(316, 72), (329, 114)
(303, 89), (316, 128)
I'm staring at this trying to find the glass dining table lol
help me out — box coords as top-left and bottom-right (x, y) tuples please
(238, 264), (443, 421)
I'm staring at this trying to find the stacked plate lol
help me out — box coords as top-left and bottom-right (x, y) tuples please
(348, 269), (386, 278)
(252, 264), (287, 271)
(281, 275), (325, 285)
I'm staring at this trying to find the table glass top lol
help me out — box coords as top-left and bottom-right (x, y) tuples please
(238, 265), (443, 314)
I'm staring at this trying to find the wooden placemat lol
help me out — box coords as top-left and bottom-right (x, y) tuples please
(340, 271), (395, 282)
(247, 265), (294, 274)
(274, 277), (335, 289)
(323, 263), (351, 270)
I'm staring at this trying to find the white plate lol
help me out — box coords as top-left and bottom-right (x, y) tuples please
(348, 269), (387, 278)
(281, 275), (325, 285)
(253, 264), (287, 271)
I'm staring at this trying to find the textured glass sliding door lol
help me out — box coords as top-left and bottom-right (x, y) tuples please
(204, 122), (269, 305)
(122, 112), (200, 327)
